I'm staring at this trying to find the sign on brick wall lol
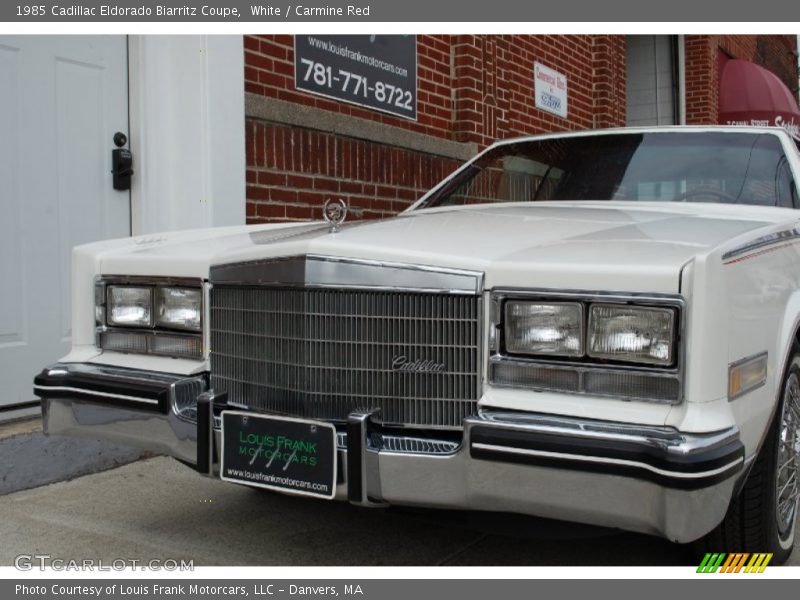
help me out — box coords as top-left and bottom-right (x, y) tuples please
(534, 61), (568, 119)
(294, 35), (417, 120)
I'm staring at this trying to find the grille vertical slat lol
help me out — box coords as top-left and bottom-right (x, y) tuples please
(210, 287), (480, 429)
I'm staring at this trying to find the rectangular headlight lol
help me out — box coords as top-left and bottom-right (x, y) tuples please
(107, 286), (153, 328)
(505, 301), (583, 356)
(156, 287), (202, 331)
(588, 304), (676, 365)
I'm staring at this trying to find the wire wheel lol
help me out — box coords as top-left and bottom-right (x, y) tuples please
(776, 370), (800, 539)
(697, 351), (800, 563)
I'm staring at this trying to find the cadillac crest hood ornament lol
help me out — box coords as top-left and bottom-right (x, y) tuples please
(323, 198), (348, 233)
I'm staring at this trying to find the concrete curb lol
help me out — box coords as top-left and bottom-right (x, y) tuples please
(0, 426), (150, 496)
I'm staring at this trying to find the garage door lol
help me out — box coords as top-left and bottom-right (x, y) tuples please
(0, 36), (130, 410)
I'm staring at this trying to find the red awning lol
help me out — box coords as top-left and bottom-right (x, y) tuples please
(718, 58), (800, 136)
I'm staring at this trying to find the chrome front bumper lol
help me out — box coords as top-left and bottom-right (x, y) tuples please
(37, 363), (745, 543)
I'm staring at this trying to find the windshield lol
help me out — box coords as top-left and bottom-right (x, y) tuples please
(419, 132), (798, 209)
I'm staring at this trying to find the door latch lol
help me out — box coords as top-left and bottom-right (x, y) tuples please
(111, 132), (133, 191)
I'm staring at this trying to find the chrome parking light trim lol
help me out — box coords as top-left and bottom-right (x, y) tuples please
(727, 351), (769, 401)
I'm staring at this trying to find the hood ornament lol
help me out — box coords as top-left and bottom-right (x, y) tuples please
(322, 198), (348, 233)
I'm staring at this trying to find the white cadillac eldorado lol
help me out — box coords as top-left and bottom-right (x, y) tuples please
(35, 126), (800, 562)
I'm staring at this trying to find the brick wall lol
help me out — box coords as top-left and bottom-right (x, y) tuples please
(684, 36), (720, 124)
(450, 35), (626, 146)
(244, 34), (627, 224)
(245, 34), (796, 224)
(245, 122), (461, 222)
(685, 34), (798, 125)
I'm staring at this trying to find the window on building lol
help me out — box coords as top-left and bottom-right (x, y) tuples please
(626, 36), (680, 126)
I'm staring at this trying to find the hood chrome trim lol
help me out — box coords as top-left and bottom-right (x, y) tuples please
(209, 254), (484, 295)
(722, 226), (800, 263)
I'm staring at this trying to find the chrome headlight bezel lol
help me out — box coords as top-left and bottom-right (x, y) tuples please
(587, 303), (677, 366)
(155, 286), (203, 332)
(107, 285), (154, 328)
(489, 290), (684, 404)
(95, 276), (205, 359)
(504, 300), (584, 357)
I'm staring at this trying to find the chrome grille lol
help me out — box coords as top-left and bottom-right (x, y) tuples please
(210, 287), (480, 429)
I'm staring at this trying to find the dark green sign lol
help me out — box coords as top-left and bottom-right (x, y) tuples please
(220, 411), (337, 499)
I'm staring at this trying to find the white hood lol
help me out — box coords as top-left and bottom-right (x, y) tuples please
(96, 202), (793, 293)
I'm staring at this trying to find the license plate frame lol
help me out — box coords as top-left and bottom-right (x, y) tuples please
(219, 411), (337, 500)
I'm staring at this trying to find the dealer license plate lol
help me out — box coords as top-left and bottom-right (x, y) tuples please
(220, 411), (337, 499)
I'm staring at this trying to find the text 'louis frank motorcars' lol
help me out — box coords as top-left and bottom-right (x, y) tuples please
(35, 126), (800, 562)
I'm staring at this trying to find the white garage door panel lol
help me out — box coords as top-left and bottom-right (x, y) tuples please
(0, 36), (130, 408)
(0, 45), (25, 352)
(56, 59), (109, 340)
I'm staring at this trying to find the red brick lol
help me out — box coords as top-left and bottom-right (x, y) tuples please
(285, 205), (314, 219)
(244, 36), (260, 52)
(247, 185), (269, 200)
(313, 177), (339, 192)
(258, 171), (286, 187)
(270, 188), (298, 203)
(286, 174), (313, 189)
(256, 203), (284, 218)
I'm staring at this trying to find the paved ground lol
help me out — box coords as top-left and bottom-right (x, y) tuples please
(5, 456), (795, 567)
(0, 415), (41, 438)
(0, 418), (147, 496)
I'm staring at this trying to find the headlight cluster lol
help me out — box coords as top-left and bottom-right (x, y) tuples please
(106, 285), (202, 331)
(493, 293), (683, 404)
(96, 279), (203, 359)
(504, 300), (676, 366)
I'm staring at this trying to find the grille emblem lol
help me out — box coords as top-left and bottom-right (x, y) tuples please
(322, 198), (348, 233)
(392, 355), (447, 373)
